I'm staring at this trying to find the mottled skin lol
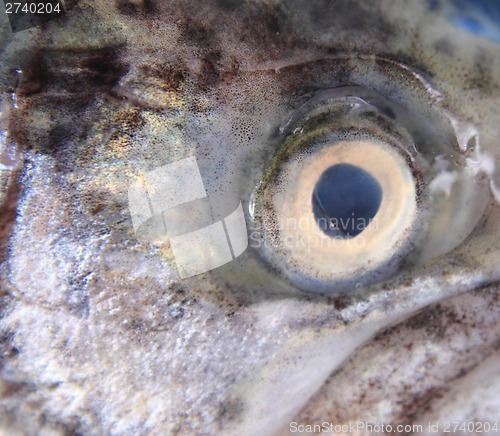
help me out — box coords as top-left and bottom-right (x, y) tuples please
(0, 1), (499, 435)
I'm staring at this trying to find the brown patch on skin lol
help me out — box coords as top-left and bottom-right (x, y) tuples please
(327, 295), (354, 311)
(179, 16), (218, 51)
(6, 44), (130, 176)
(0, 108), (24, 264)
(213, 0), (241, 12)
(77, 47), (129, 89)
(187, 278), (258, 315)
(213, 0), (245, 12)
(400, 344), (500, 428)
(198, 55), (221, 89)
(17, 46), (128, 97)
(14, 60), (43, 97)
(116, 0), (157, 16)
(106, 107), (145, 154)
(0, 326), (20, 409)
(0, 380), (26, 398)
(403, 304), (462, 339)
(139, 64), (186, 91)
(400, 276), (415, 288)
(9, 94), (94, 168)
(237, 2), (293, 49)
(170, 0), (309, 66)
(399, 387), (447, 421)
(0, 173), (20, 263)
(222, 60), (240, 84)
(189, 53), (241, 89)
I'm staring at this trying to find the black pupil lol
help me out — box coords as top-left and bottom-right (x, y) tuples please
(312, 163), (383, 238)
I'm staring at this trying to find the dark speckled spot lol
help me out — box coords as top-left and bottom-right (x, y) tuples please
(218, 396), (245, 423)
(214, 0), (241, 12)
(405, 304), (461, 339)
(434, 38), (455, 56)
(465, 50), (498, 91)
(198, 55), (222, 89)
(116, 0), (157, 16)
(180, 17), (218, 52)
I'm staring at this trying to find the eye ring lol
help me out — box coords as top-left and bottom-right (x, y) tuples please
(260, 138), (419, 293)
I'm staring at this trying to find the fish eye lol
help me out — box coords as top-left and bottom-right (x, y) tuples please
(251, 77), (491, 295)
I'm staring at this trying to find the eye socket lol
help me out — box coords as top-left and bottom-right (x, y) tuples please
(251, 83), (490, 294)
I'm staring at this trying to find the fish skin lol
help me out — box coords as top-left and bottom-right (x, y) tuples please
(0, 1), (499, 435)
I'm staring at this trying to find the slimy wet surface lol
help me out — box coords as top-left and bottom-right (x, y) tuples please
(0, 1), (499, 435)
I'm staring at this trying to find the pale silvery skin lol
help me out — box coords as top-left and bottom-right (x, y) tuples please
(0, 1), (499, 435)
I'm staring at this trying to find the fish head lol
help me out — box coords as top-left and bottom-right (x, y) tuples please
(0, 1), (499, 434)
